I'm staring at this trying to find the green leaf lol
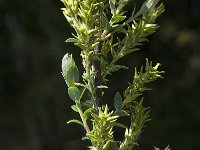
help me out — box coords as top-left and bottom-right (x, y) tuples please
(91, 113), (101, 122)
(65, 38), (78, 43)
(74, 83), (87, 87)
(105, 64), (128, 76)
(83, 107), (93, 120)
(68, 86), (81, 102)
(103, 140), (112, 149)
(61, 53), (75, 77)
(114, 122), (126, 128)
(102, 15), (110, 31)
(164, 146), (171, 150)
(97, 85), (108, 89)
(115, 110), (129, 117)
(134, 0), (160, 18)
(111, 15), (126, 24)
(65, 64), (79, 87)
(122, 48), (140, 56)
(145, 0), (160, 10)
(81, 136), (89, 141)
(109, 0), (116, 15)
(71, 105), (79, 112)
(67, 119), (83, 126)
(110, 24), (123, 35)
(114, 92), (122, 111)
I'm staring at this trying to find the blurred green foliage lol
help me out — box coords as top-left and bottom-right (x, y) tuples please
(0, 0), (200, 150)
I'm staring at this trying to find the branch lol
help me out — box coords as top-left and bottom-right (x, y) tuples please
(92, 9), (103, 110)
(76, 103), (90, 133)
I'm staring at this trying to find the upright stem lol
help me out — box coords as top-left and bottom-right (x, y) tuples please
(93, 42), (102, 108)
(92, 9), (103, 110)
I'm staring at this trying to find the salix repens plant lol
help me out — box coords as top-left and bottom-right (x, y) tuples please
(60, 0), (170, 149)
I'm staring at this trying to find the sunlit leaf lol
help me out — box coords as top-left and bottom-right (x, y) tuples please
(67, 119), (83, 126)
(111, 15), (126, 24)
(134, 0), (160, 18)
(61, 53), (75, 77)
(83, 107), (93, 120)
(71, 105), (79, 112)
(65, 38), (78, 43)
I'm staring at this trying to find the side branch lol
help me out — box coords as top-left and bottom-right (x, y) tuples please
(76, 103), (90, 133)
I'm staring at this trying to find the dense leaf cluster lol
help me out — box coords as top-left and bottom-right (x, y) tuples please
(60, 0), (170, 149)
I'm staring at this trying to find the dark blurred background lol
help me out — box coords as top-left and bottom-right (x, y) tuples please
(0, 0), (200, 150)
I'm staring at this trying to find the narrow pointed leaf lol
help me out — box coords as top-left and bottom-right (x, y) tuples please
(111, 15), (126, 24)
(66, 38), (78, 43)
(83, 107), (93, 120)
(134, 0), (160, 18)
(67, 119), (83, 126)
(97, 85), (108, 89)
(114, 122), (126, 128)
(109, 0), (116, 15)
(115, 110), (129, 117)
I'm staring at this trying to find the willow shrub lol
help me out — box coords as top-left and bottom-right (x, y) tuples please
(60, 0), (170, 149)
